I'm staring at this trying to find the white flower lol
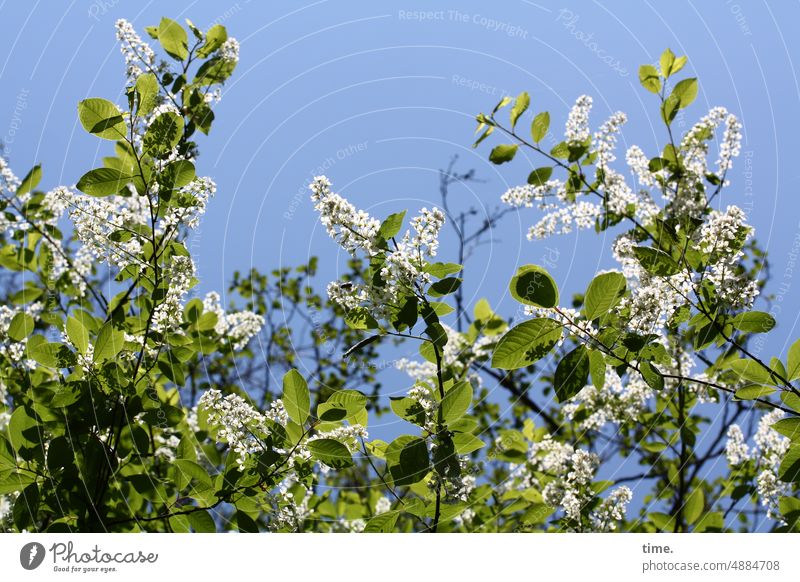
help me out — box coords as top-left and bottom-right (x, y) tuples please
(593, 112), (626, 171)
(501, 180), (563, 209)
(565, 95), (593, 144)
(726, 410), (790, 523)
(115, 19), (156, 81)
(375, 496), (392, 515)
(310, 176), (380, 256)
(0, 156), (21, 194)
(717, 113), (743, 174)
(725, 425), (749, 466)
(590, 486), (633, 532)
(203, 291), (264, 350)
(219, 37), (240, 63)
(626, 145), (656, 187)
(198, 389), (271, 470)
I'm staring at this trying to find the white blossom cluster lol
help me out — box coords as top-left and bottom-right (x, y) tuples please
(626, 145), (657, 187)
(162, 177), (218, 231)
(696, 205), (758, 309)
(310, 176), (380, 255)
(379, 207), (445, 300)
(202, 291), (265, 350)
(270, 477), (313, 531)
(506, 435), (632, 531)
(198, 389), (271, 470)
(115, 19), (156, 82)
(562, 367), (653, 431)
(501, 101), (748, 304)
(55, 188), (150, 272)
(0, 303), (43, 370)
(0, 156), (21, 194)
(565, 95), (593, 143)
(593, 112), (627, 171)
(374, 496), (392, 515)
(500, 180), (563, 209)
(725, 409), (790, 522)
(311, 176), (448, 321)
(151, 255), (196, 334)
(219, 38), (240, 63)
(527, 201), (601, 240)
(612, 235), (694, 334)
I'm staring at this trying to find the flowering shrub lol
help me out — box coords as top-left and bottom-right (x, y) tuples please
(0, 20), (798, 533)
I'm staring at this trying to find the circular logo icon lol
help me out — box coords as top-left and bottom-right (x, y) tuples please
(19, 542), (46, 570)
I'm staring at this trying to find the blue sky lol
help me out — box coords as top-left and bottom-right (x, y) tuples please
(2, 1), (800, 473)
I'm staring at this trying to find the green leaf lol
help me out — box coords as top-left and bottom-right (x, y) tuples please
(554, 345), (590, 402)
(135, 73), (159, 115)
(440, 382), (472, 425)
(510, 91), (530, 130)
(428, 277), (461, 297)
(158, 17), (189, 60)
(426, 322), (448, 350)
(778, 445), (800, 483)
(173, 459), (213, 491)
(26, 337), (60, 368)
(193, 57), (236, 86)
(282, 369), (310, 425)
(527, 167), (553, 187)
(17, 165), (42, 195)
(638, 64), (661, 94)
(7, 312), (34, 342)
(509, 264), (559, 308)
(729, 359), (775, 385)
(317, 401), (348, 422)
(159, 160), (196, 190)
(66, 315), (89, 354)
(378, 211), (406, 240)
(583, 271), (626, 320)
(93, 322), (125, 363)
(307, 438), (354, 469)
(659, 49), (675, 78)
(143, 111), (183, 157)
(588, 349), (606, 390)
(734, 385), (775, 400)
(633, 246), (681, 276)
(491, 318), (562, 370)
(76, 168), (130, 197)
(671, 78), (698, 109)
(326, 389), (368, 417)
(197, 24), (228, 58)
(78, 98), (127, 140)
(489, 144), (518, 164)
(188, 510), (216, 532)
(684, 487), (704, 525)
(649, 511), (675, 532)
(387, 436), (429, 486)
(424, 262), (462, 278)
(787, 338), (800, 381)
(453, 433), (485, 454)
(364, 510), (399, 532)
(671, 56), (688, 76)
(8, 407), (40, 452)
(731, 311), (776, 334)
(772, 418), (800, 442)
(531, 111), (550, 143)
(639, 361), (664, 391)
